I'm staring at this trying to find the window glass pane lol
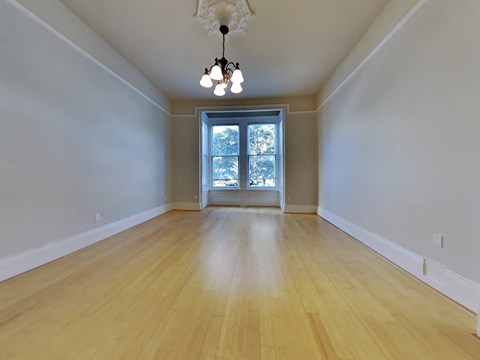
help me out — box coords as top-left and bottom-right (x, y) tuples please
(248, 124), (275, 155)
(212, 125), (239, 156)
(212, 156), (239, 187)
(249, 155), (275, 187)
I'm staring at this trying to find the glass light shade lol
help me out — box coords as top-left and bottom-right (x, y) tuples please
(221, 80), (228, 89)
(210, 65), (223, 81)
(231, 69), (244, 84)
(200, 74), (213, 88)
(214, 83), (226, 96)
(230, 82), (243, 94)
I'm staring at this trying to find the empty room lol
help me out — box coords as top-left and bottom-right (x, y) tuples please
(1, 0), (480, 358)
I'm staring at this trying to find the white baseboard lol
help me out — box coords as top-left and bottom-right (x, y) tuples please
(174, 202), (202, 211)
(0, 204), (173, 282)
(284, 205), (317, 214)
(443, 271), (480, 313)
(317, 207), (424, 277)
(317, 207), (480, 313)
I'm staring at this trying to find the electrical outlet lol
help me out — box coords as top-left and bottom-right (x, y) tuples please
(194, 194), (198, 200)
(433, 234), (443, 248)
(95, 213), (101, 222)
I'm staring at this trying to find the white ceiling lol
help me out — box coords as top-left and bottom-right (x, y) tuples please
(58, 0), (389, 101)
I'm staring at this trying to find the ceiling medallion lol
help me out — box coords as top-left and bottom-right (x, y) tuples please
(195, 0), (255, 38)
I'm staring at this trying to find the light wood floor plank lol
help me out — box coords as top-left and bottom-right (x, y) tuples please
(0, 207), (479, 359)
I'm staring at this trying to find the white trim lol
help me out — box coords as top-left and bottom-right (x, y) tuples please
(171, 114), (198, 118)
(6, 2), (317, 118)
(283, 205), (317, 214)
(317, 207), (480, 314)
(316, 0), (428, 111)
(317, 207), (424, 278)
(171, 104), (318, 118)
(7, 0), (172, 116)
(199, 107), (285, 208)
(477, 306), (480, 336)
(7, 0), (425, 118)
(288, 109), (319, 115)
(206, 116), (281, 192)
(443, 271), (480, 314)
(0, 204), (173, 282)
(174, 202), (202, 211)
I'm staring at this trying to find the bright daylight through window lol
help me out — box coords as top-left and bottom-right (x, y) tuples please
(248, 124), (275, 187)
(212, 125), (239, 187)
(211, 123), (277, 188)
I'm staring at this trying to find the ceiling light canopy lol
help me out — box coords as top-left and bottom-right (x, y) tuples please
(199, 25), (244, 96)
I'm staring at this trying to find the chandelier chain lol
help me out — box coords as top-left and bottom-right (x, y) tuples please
(222, 33), (225, 58)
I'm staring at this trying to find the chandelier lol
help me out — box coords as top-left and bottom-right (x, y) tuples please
(199, 25), (244, 96)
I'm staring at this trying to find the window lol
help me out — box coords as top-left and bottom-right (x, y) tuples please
(211, 125), (239, 187)
(248, 124), (276, 187)
(209, 120), (279, 189)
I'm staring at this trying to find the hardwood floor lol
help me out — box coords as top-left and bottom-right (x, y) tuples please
(0, 207), (479, 359)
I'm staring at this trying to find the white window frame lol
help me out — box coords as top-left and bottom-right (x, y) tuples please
(208, 117), (280, 191)
(210, 123), (241, 189)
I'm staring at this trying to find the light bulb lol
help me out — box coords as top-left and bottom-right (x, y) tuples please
(210, 64), (223, 81)
(231, 68), (244, 84)
(200, 72), (213, 88)
(214, 83), (226, 96)
(230, 82), (242, 94)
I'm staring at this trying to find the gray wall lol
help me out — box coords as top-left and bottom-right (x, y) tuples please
(16, 0), (171, 112)
(318, 0), (480, 283)
(0, 1), (172, 258)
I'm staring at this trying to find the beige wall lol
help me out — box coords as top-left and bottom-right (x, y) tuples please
(285, 113), (318, 206)
(0, 0), (172, 258)
(172, 98), (318, 208)
(318, 0), (419, 106)
(318, 0), (480, 283)
(172, 115), (200, 204)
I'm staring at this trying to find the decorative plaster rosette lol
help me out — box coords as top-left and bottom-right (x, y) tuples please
(195, 0), (255, 38)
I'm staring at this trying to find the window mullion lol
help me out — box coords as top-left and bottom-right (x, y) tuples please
(239, 122), (248, 189)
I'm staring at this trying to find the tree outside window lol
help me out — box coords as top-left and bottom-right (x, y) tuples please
(212, 125), (239, 187)
(210, 122), (277, 188)
(248, 124), (276, 187)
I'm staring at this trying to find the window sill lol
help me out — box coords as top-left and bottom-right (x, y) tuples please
(209, 188), (279, 191)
